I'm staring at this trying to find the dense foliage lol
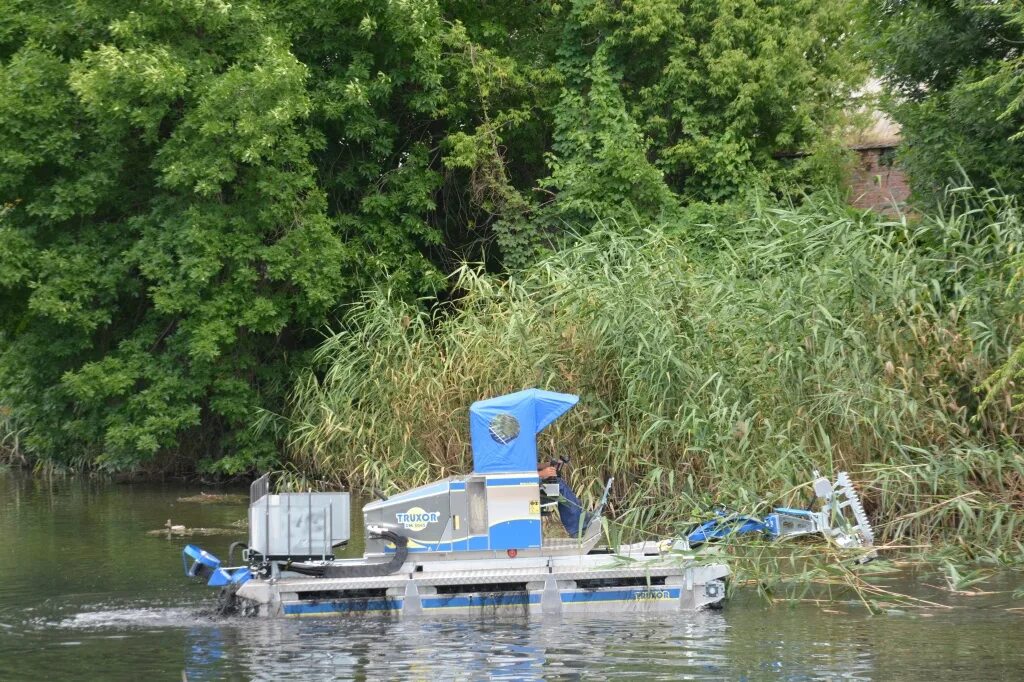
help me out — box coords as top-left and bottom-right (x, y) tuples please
(0, 0), (862, 473)
(864, 0), (1024, 197)
(281, 190), (1024, 562)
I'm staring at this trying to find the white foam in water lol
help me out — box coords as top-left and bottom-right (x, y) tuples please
(57, 606), (210, 630)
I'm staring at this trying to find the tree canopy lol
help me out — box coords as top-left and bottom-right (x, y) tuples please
(0, 0), (863, 473)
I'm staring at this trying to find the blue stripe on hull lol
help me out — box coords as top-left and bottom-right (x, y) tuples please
(561, 588), (681, 603)
(422, 593), (540, 609)
(280, 588), (681, 616)
(283, 598), (403, 616)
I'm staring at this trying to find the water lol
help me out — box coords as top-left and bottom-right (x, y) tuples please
(2, 471), (1023, 681)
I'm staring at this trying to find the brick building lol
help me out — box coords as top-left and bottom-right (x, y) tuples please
(845, 113), (909, 213)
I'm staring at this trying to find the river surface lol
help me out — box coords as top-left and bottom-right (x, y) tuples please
(1, 471), (1023, 681)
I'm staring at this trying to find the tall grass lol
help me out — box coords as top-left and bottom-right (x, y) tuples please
(272, 188), (1024, 563)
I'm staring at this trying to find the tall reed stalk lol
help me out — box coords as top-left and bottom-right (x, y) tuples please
(0, 405), (26, 467)
(270, 188), (1024, 564)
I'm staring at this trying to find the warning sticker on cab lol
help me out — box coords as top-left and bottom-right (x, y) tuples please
(529, 500), (540, 515)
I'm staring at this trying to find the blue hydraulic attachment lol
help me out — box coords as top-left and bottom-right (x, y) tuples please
(685, 513), (772, 545)
(182, 544), (251, 588)
(684, 472), (875, 552)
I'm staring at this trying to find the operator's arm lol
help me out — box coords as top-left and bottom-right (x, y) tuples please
(538, 464), (557, 479)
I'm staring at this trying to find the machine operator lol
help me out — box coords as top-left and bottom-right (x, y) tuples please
(538, 461), (591, 537)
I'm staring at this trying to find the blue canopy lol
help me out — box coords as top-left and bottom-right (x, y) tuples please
(469, 389), (579, 473)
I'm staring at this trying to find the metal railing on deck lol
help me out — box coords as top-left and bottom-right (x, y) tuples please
(250, 473), (270, 505)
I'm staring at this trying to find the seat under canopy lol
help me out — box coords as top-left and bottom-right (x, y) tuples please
(469, 388), (579, 474)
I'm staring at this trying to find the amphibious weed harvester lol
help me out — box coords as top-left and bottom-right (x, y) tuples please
(182, 389), (875, 617)
(183, 389), (731, 617)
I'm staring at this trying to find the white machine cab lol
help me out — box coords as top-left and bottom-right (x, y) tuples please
(362, 389), (582, 556)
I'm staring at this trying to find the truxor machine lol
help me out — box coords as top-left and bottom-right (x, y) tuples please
(182, 389), (873, 618)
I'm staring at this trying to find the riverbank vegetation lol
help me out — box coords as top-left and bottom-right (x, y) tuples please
(277, 188), (1024, 566)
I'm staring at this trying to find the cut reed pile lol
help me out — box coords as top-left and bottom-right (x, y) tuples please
(272, 188), (1024, 565)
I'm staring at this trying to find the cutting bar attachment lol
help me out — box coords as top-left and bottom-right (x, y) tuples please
(833, 471), (874, 546)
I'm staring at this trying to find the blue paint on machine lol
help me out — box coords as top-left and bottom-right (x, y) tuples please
(488, 519), (541, 549)
(561, 588), (681, 604)
(386, 533), (492, 554)
(381, 481), (452, 503)
(283, 598), (403, 615)
(485, 476), (540, 486)
(422, 593), (540, 609)
(469, 389), (578, 473)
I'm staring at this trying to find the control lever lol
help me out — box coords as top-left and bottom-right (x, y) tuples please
(545, 456), (570, 479)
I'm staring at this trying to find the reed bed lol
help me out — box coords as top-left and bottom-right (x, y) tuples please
(0, 405), (26, 467)
(272, 188), (1024, 568)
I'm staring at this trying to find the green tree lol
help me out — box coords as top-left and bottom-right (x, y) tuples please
(549, 0), (859, 204)
(486, 0), (864, 263)
(864, 0), (1024, 197)
(0, 0), (449, 472)
(0, 0), (863, 474)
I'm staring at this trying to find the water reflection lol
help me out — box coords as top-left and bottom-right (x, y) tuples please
(184, 625), (230, 681)
(180, 610), (733, 679)
(163, 610), (871, 681)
